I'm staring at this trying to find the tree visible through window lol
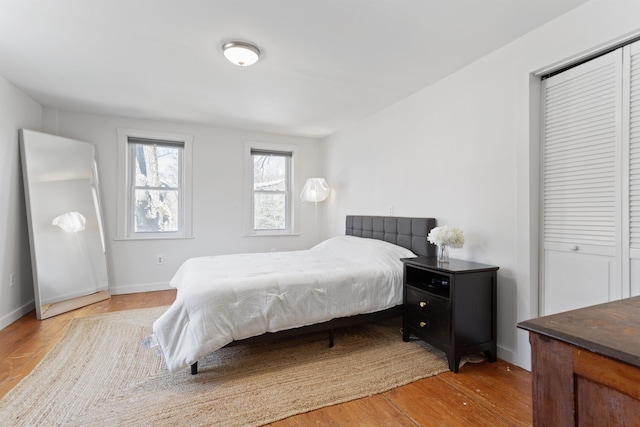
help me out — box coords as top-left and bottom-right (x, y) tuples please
(130, 139), (182, 233)
(252, 149), (291, 231)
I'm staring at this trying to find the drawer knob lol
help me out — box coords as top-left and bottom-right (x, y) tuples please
(419, 321), (429, 328)
(419, 301), (428, 308)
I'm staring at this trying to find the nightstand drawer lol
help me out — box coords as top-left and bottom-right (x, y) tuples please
(405, 309), (449, 343)
(405, 287), (449, 342)
(405, 286), (447, 312)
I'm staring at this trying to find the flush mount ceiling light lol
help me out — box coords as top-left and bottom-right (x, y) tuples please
(222, 41), (261, 66)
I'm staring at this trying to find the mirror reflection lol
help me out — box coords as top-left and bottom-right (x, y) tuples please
(20, 129), (110, 319)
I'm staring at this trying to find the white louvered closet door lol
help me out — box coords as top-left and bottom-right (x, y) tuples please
(541, 49), (623, 316)
(627, 40), (640, 296)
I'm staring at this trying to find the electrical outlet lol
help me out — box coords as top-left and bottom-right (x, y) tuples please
(156, 255), (163, 265)
(9, 272), (16, 287)
(389, 205), (394, 216)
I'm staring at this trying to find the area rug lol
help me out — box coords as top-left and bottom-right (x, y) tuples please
(0, 306), (451, 426)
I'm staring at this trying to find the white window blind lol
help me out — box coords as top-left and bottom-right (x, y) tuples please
(542, 51), (621, 247)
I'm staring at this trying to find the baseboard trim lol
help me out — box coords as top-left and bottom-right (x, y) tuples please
(0, 284), (172, 330)
(0, 300), (35, 331)
(496, 344), (528, 371)
(109, 282), (172, 295)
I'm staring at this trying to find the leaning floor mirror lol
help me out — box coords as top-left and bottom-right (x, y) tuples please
(20, 129), (110, 319)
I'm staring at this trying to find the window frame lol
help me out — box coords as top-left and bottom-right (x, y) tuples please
(244, 141), (299, 236)
(117, 128), (193, 240)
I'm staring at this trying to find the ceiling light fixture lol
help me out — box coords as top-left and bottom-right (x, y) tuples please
(222, 41), (261, 67)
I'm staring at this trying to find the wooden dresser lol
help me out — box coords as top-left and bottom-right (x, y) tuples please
(518, 296), (640, 426)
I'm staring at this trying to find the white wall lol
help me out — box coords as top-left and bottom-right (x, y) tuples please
(43, 109), (324, 295)
(322, 0), (640, 369)
(0, 76), (42, 329)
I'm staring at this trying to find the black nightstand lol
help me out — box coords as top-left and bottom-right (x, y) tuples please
(401, 256), (498, 372)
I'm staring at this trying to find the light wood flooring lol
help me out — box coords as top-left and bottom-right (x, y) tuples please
(0, 290), (533, 426)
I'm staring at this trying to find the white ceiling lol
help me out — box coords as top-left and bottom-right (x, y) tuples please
(0, 0), (589, 139)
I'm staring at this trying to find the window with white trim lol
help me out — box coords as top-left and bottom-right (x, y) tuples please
(117, 129), (193, 239)
(244, 142), (298, 235)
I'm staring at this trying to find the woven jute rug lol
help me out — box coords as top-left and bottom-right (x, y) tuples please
(0, 306), (451, 426)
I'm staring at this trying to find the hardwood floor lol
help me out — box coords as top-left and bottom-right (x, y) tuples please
(0, 290), (533, 426)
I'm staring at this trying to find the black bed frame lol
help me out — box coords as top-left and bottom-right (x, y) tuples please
(189, 215), (436, 374)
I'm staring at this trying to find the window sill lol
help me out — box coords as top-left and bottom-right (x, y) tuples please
(113, 235), (195, 241)
(243, 232), (301, 237)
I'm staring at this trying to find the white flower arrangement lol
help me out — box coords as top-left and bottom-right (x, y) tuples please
(427, 226), (465, 249)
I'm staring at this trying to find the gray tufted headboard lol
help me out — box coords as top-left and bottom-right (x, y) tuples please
(345, 215), (436, 257)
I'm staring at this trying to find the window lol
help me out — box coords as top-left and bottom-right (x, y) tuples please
(244, 142), (299, 235)
(130, 139), (182, 233)
(252, 149), (291, 230)
(117, 129), (193, 239)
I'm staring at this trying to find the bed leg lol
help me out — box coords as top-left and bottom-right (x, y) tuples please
(329, 328), (334, 348)
(190, 361), (198, 375)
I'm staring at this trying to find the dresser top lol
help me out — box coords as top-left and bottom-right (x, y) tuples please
(518, 296), (640, 369)
(401, 256), (499, 273)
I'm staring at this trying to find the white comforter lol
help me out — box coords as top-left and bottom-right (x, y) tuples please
(152, 236), (415, 372)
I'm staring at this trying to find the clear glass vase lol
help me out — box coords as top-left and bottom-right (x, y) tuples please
(437, 245), (449, 263)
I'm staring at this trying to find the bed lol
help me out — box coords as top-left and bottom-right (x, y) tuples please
(148, 215), (436, 374)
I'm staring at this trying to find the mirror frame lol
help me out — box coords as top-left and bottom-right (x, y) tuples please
(20, 129), (111, 319)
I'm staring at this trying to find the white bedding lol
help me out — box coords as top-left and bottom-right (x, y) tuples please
(151, 236), (415, 372)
